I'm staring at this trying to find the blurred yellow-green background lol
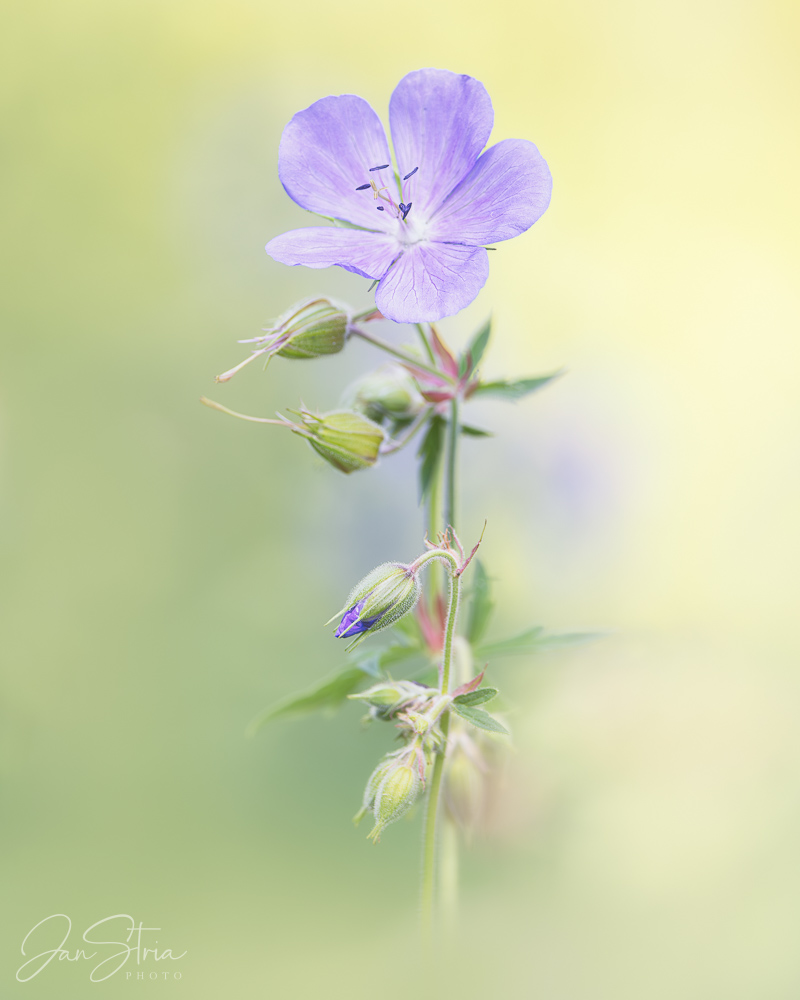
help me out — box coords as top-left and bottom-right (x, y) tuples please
(3, 0), (799, 996)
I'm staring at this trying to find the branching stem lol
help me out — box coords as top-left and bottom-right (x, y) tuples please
(350, 326), (450, 382)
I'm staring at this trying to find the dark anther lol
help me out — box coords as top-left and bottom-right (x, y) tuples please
(403, 167), (419, 180)
(401, 202), (412, 220)
(398, 202), (406, 213)
(369, 164), (390, 172)
(376, 206), (385, 211)
(355, 183), (371, 191)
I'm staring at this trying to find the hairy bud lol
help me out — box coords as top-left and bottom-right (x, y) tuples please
(216, 298), (350, 381)
(368, 761), (422, 842)
(341, 363), (424, 425)
(293, 408), (384, 474)
(328, 562), (421, 644)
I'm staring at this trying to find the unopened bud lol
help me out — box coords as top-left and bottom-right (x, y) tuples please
(329, 562), (421, 643)
(348, 680), (431, 712)
(368, 762), (422, 842)
(293, 409), (384, 474)
(442, 745), (484, 835)
(341, 363), (424, 424)
(354, 753), (399, 826)
(216, 298), (349, 381)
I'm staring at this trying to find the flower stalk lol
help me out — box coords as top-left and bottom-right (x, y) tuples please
(201, 62), (562, 955)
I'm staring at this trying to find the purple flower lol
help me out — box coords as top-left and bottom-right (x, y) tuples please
(265, 69), (552, 324)
(335, 601), (383, 638)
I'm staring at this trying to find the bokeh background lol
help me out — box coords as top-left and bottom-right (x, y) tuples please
(2, 0), (799, 997)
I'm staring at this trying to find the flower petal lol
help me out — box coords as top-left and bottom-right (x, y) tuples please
(278, 95), (397, 230)
(429, 139), (552, 245)
(266, 227), (399, 279)
(375, 243), (489, 323)
(389, 69), (494, 221)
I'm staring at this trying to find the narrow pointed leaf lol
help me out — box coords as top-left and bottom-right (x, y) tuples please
(459, 316), (492, 378)
(247, 667), (366, 735)
(476, 627), (602, 659)
(466, 560), (494, 644)
(417, 414), (445, 504)
(472, 370), (564, 401)
(451, 703), (509, 734)
(459, 423), (492, 437)
(454, 687), (498, 707)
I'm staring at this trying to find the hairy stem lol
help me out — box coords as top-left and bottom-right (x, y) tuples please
(420, 562), (461, 938)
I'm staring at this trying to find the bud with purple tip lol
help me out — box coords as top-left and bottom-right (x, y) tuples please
(328, 562), (421, 645)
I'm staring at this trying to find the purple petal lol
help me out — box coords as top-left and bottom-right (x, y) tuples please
(389, 69), (494, 222)
(266, 227), (399, 279)
(375, 243), (489, 324)
(335, 601), (383, 638)
(278, 95), (397, 230)
(429, 139), (552, 246)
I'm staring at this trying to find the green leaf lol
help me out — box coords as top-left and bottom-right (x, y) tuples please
(454, 687), (498, 707)
(246, 667), (366, 735)
(459, 423), (492, 437)
(349, 640), (428, 679)
(389, 614), (423, 644)
(476, 627), (602, 660)
(466, 560), (494, 644)
(417, 414), (445, 504)
(472, 370), (564, 401)
(451, 703), (509, 734)
(459, 316), (492, 377)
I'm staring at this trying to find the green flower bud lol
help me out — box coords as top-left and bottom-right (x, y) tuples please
(348, 680), (432, 712)
(293, 408), (384, 474)
(353, 753), (399, 826)
(443, 744), (484, 836)
(216, 298), (349, 381)
(368, 761), (422, 842)
(275, 299), (349, 360)
(329, 562), (421, 644)
(340, 363), (425, 425)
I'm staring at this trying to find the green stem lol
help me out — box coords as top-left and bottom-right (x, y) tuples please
(350, 326), (450, 383)
(426, 445), (443, 613)
(379, 406), (434, 456)
(415, 323), (437, 365)
(420, 561), (461, 939)
(421, 713), (449, 939)
(440, 815), (459, 941)
(445, 396), (460, 530)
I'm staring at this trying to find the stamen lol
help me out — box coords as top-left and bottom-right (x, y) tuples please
(376, 206), (385, 211)
(355, 183), (371, 191)
(401, 202), (412, 220)
(403, 167), (419, 180)
(369, 164), (390, 172)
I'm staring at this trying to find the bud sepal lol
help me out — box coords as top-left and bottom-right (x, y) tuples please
(216, 297), (350, 382)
